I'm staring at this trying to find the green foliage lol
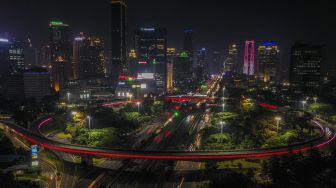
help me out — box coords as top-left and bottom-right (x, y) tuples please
(151, 101), (165, 114)
(264, 130), (298, 147)
(211, 112), (239, 127)
(65, 122), (77, 138)
(123, 112), (154, 125)
(308, 103), (334, 116)
(329, 115), (336, 124)
(72, 128), (119, 147)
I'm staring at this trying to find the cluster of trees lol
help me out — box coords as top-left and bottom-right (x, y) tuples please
(68, 127), (119, 147)
(0, 94), (59, 128)
(204, 109), (316, 150)
(307, 102), (336, 123)
(262, 149), (336, 187)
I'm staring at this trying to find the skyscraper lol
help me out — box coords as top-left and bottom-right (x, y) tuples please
(228, 44), (238, 73)
(111, 0), (127, 81)
(212, 51), (222, 74)
(166, 48), (176, 91)
(9, 39), (25, 73)
(289, 43), (324, 93)
(243, 40), (255, 76)
(183, 29), (193, 57)
(134, 27), (167, 94)
(174, 51), (193, 89)
(73, 33), (105, 79)
(49, 21), (72, 92)
(195, 48), (207, 82)
(257, 41), (280, 82)
(0, 36), (11, 88)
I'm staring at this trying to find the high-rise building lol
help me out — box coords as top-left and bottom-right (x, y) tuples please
(111, 0), (127, 81)
(243, 40), (255, 76)
(49, 21), (72, 92)
(166, 48), (176, 91)
(40, 45), (51, 68)
(6, 68), (51, 100)
(228, 44), (238, 73)
(195, 48), (207, 82)
(73, 33), (105, 79)
(212, 51), (222, 74)
(128, 49), (137, 75)
(0, 36), (11, 89)
(174, 51), (193, 89)
(289, 43), (324, 93)
(257, 41), (280, 82)
(9, 39), (25, 73)
(134, 27), (167, 94)
(23, 68), (51, 100)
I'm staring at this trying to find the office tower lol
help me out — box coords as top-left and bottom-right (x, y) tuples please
(243, 40), (255, 76)
(111, 0), (127, 81)
(9, 39), (25, 73)
(228, 44), (238, 73)
(23, 68), (51, 100)
(134, 27), (167, 94)
(40, 45), (51, 67)
(0, 36), (11, 88)
(289, 43), (324, 93)
(49, 21), (72, 92)
(174, 51), (193, 89)
(257, 41), (280, 82)
(183, 29), (193, 61)
(195, 48), (207, 82)
(212, 51), (222, 74)
(166, 48), (176, 91)
(72, 33), (85, 79)
(73, 33), (105, 79)
(6, 68), (51, 100)
(128, 49), (137, 75)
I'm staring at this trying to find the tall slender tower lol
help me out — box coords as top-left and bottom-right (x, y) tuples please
(49, 21), (72, 92)
(243, 40), (255, 76)
(111, 0), (127, 83)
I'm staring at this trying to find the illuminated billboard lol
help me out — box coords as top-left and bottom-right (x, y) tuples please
(137, 73), (154, 80)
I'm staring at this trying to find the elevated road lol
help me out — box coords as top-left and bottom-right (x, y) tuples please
(1, 118), (335, 161)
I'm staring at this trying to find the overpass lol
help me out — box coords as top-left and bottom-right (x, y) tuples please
(1, 118), (335, 161)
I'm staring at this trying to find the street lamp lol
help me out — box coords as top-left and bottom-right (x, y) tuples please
(302, 100), (307, 111)
(222, 103), (225, 112)
(313, 97), (317, 104)
(219, 121), (225, 142)
(87, 116), (91, 142)
(129, 94), (133, 101)
(275, 117), (282, 134)
(136, 102), (141, 113)
(67, 92), (70, 103)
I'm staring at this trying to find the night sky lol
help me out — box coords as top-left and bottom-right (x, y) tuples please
(1, 0), (335, 70)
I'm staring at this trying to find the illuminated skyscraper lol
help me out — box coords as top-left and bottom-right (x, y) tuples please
(243, 40), (255, 76)
(0, 36), (11, 87)
(9, 39), (25, 73)
(134, 27), (167, 94)
(212, 51), (222, 74)
(195, 48), (207, 82)
(174, 51), (192, 89)
(128, 49), (137, 75)
(49, 21), (72, 92)
(289, 43), (324, 93)
(111, 0), (127, 81)
(73, 33), (105, 79)
(166, 48), (176, 91)
(228, 44), (238, 73)
(257, 41), (280, 82)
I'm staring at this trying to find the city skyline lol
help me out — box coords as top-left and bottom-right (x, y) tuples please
(1, 0), (335, 69)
